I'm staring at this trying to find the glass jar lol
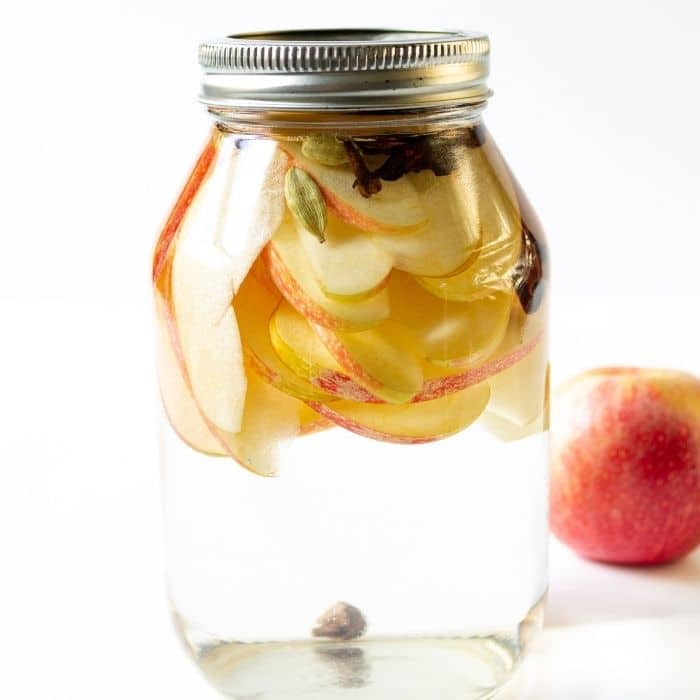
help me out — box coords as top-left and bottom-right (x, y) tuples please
(153, 30), (549, 700)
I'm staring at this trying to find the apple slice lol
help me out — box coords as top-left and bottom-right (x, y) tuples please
(295, 214), (393, 300)
(299, 404), (335, 435)
(171, 136), (247, 434)
(415, 299), (544, 402)
(417, 143), (522, 302)
(212, 371), (304, 477)
(234, 265), (336, 403)
(217, 139), (289, 290)
(158, 288), (306, 475)
(153, 135), (220, 455)
(160, 260), (305, 475)
(283, 142), (428, 234)
(308, 381), (490, 444)
(371, 169), (481, 277)
(311, 321), (424, 404)
(153, 132), (219, 290)
(480, 319), (549, 441)
(160, 301), (305, 475)
(389, 272), (512, 368)
(269, 295), (543, 407)
(480, 410), (549, 442)
(269, 301), (380, 403)
(487, 337), (549, 427)
(420, 292), (512, 369)
(265, 218), (390, 331)
(170, 136), (288, 434)
(154, 291), (227, 456)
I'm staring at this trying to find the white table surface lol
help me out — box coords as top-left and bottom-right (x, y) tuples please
(2, 297), (698, 699)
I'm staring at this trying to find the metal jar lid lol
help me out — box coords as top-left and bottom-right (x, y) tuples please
(198, 29), (490, 111)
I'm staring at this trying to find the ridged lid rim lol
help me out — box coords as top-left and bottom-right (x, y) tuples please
(199, 29), (489, 74)
(198, 29), (491, 111)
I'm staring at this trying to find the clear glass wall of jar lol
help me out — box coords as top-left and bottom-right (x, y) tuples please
(153, 30), (549, 700)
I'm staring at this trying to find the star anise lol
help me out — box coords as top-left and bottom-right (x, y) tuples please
(343, 125), (486, 197)
(514, 221), (546, 314)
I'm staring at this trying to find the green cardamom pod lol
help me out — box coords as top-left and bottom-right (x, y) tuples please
(284, 167), (327, 243)
(301, 135), (350, 166)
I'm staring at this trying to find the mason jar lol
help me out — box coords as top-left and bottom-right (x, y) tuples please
(153, 29), (549, 700)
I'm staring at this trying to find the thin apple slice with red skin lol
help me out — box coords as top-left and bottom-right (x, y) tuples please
(264, 218), (390, 331)
(269, 300), (380, 403)
(416, 336), (541, 402)
(480, 308), (550, 441)
(311, 320), (424, 404)
(299, 404), (335, 436)
(235, 263), (337, 403)
(171, 137), (288, 435)
(244, 350), (334, 404)
(417, 141), (522, 302)
(171, 136), (247, 434)
(416, 299), (545, 402)
(371, 169), (481, 278)
(154, 283), (227, 456)
(296, 214), (393, 300)
(158, 259), (306, 475)
(389, 272), (512, 369)
(487, 339), (550, 427)
(152, 139), (225, 457)
(269, 295), (543, 406)
(152, 132), (219, 289)
(308, 381), (490, 444)
(154, 134), (287, 295)
(152, 133), (305, 474)
(206, 370), (303, 477)
(160, 294), (306, 475)
(282, 142), (428, 234)
(426, 292), (512, 369)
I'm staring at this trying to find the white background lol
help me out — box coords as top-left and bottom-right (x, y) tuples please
(2, 1), (699, 698)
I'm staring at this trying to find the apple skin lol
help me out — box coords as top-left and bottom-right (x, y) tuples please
(152, 133), (218, 287)
(263, 240), (347, 330)
(307, 401), (437, 445)
(311, 321), (423, 405)
(308, 379), (490, 445)
(551, 368), (700, 565)
(415, 331), (541, 402)
(263, 238), (389, 332)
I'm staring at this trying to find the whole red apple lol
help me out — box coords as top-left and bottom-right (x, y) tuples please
(551, 368), (700, 565)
